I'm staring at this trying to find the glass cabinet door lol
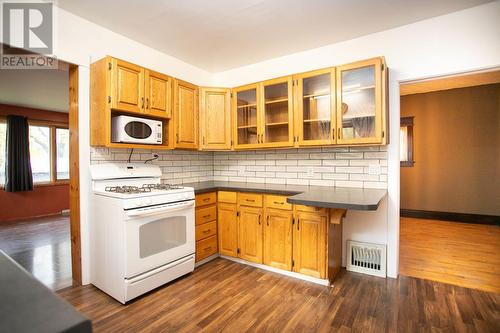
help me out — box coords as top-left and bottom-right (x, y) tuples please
(234, 86), (259, 146)
(295, 69), (335, 145)
(262, 78), (293, 146)
(336, 58), (383, 144)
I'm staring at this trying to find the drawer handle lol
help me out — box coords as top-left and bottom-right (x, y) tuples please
(246, 199), (255, 202)
(202, 229), (211, 234)
(273, 201), (284, 205)
(203, 246), (212, 251)
(203, 198), (210, 202)
(267, 215), (270, 226)
(202, 214), (211, 218)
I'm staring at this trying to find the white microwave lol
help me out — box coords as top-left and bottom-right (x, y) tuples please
(112, 115), (162, 145)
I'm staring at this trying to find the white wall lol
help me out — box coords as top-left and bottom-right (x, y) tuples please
(209, 1), (500, 278)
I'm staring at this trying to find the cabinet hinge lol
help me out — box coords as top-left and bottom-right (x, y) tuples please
(292, 217), (295, 225)
(108, 96), (111, 103)
(231, 139), (234, 147)
(381, 63), (385, 71)
(230, 92), (233, 98)
(108, 63), (111, 70)
(382, 131), (385, 138)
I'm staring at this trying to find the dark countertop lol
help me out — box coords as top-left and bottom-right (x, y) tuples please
(0, 251), (92, 333)
(183, 181), (387, 211)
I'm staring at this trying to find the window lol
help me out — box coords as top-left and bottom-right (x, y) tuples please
(0, 120), (6, 185)
(0, 119), (69, 186)
(400, 117), (414, 167)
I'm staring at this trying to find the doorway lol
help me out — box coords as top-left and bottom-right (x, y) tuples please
(398, 69), (500, 293)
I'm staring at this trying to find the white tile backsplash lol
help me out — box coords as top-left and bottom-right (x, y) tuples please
(90, 146), (388, 188)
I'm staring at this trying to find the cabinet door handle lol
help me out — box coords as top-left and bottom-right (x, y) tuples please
(332, 129), (335, 140)
(338, 128), (341, 139)
(202, 229), (211, 234)
(141, 97), (144, 109)
(246, 199), (255, 202)
(258, 215), (261, 225)
(202, 214), (211, 218)
(203, 246), (212, 251)
(146, 98), (149, 109)
(176, 133), (179, 143)
(297, 218), (300, 230)
(267, 215), (270, 226)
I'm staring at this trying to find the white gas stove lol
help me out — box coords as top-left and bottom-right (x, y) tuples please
(89, 163), (195, 304)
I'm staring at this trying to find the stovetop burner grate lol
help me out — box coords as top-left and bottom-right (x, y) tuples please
(142, 183), (184, 190)
(104, 183), (183, 194)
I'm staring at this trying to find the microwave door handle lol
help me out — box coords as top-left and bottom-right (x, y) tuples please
(126, 201), (194, 218)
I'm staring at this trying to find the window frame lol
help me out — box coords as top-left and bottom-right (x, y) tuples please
(400, 116), (414, 167)
(0, 116), (69, 188)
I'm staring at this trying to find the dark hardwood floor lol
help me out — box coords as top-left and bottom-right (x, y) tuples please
(0, 215), (72, 290)
(58, 258), (500, 332)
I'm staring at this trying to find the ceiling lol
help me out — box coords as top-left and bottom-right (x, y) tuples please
(58, 0), (491, 72)
(0, 68), (69, 112)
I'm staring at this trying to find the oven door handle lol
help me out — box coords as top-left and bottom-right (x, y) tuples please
(126, 201), (194, 218)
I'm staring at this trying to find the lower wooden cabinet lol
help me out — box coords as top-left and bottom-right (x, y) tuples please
(238, 206), (263, 264)
(195, 192), (218, 262)
(196, 235), (217, 262)
(263, 208), (293, 270)
(292, 210), (327, 279)
(217, 202), (238, 257)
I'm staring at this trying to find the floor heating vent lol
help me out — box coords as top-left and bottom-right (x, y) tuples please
(346, 240), (386, 277)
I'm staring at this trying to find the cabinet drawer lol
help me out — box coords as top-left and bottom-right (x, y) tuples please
(195, 192), (217, 207)
(196, 221), (217, 241)
(295, 205), (328, 215)
(195, 205), (217, 225)
(196, 235), (218, 262)
(238, 192), (263, 207)
(265, 195), (292, 210)
(218, 191), (237, 203)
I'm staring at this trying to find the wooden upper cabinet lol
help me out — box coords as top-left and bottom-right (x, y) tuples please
(200, 87), (231, 150)
(218, 203), (238, 257)
(145, 70), (171, 119)
(260, 76), (294, 148)
(110, 58), (145, 113)
(336, 57), (386, 145)
(238, 206), (263, 264)
(232, 83), (260, 149)
(292, 210), (327, 279)
(293, 68), (336, 146)
(174, 79), (199, 149)
(263, 209), (293, 271)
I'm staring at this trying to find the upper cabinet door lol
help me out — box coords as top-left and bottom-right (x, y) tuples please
(294, 68), (336, 146)
(145, 70), (171, 119)
(232, 84), (261, 149)
(261, 77), (294, 147)
(110, 58), (145, 113)
(336, 57), (384, 145)
(174, 79), (199, 149)
(200, 87), (231, 150)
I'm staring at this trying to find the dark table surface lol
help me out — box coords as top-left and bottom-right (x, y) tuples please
(0, 251), (92, 333)
(183, 181), (387, 211)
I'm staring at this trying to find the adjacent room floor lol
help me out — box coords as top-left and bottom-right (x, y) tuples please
(399, 217), (500, 293)
(58, 258), (499, 332)
(0, 215), (72, 290)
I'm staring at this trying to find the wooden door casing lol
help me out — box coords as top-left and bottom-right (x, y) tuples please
(238, 206), (263, 264)
(263, 208), (293, 271)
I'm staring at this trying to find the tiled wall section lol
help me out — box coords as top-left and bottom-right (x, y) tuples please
(90, 148), (214, 184)
(90, 146), (387, 188)
(213, 146), (388, 189)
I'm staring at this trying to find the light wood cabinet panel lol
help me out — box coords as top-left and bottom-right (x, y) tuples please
(218, 203), (238, 257)
(292, 211), (327, 279)
(195, 205), (217, 225)
(237, 192), (263, 207)
(260, 76), (294, 148)
(336, 57), (386, 145)
(238, 206), (263, 263)
(200, 87), (232, 150)
(174, 79), (199, 149)
(145, 70), (171, 119)
(263, 208), (292, 270)
(264, 195), (292, 210)
(218, 191), (237, 204)
(196, 221), (217, 241)
(110, 58), (145, 113)
(195, 192), (217, 207)
(293, 68), (336, 146)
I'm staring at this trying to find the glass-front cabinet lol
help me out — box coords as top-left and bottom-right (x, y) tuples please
(293, 68), (336, 145)
(233, 84), (260, 148)
(261, 77), (293, 147)
(336, 58), (385, 144)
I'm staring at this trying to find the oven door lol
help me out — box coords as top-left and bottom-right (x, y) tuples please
(124, 200), (195, 278)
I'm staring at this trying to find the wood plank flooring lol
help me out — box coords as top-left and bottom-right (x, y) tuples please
(0, 215), (72, 290)
(58, 258), (500, 332)
(400, 217), (500, 293)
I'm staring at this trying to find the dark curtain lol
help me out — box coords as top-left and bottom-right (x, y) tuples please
(5, 115), (33, 192)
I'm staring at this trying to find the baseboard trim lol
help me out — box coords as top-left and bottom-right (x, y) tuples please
(400, 209), (500, 226)
(194, 254), (219, 267)
(220, 255), (330, 286)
